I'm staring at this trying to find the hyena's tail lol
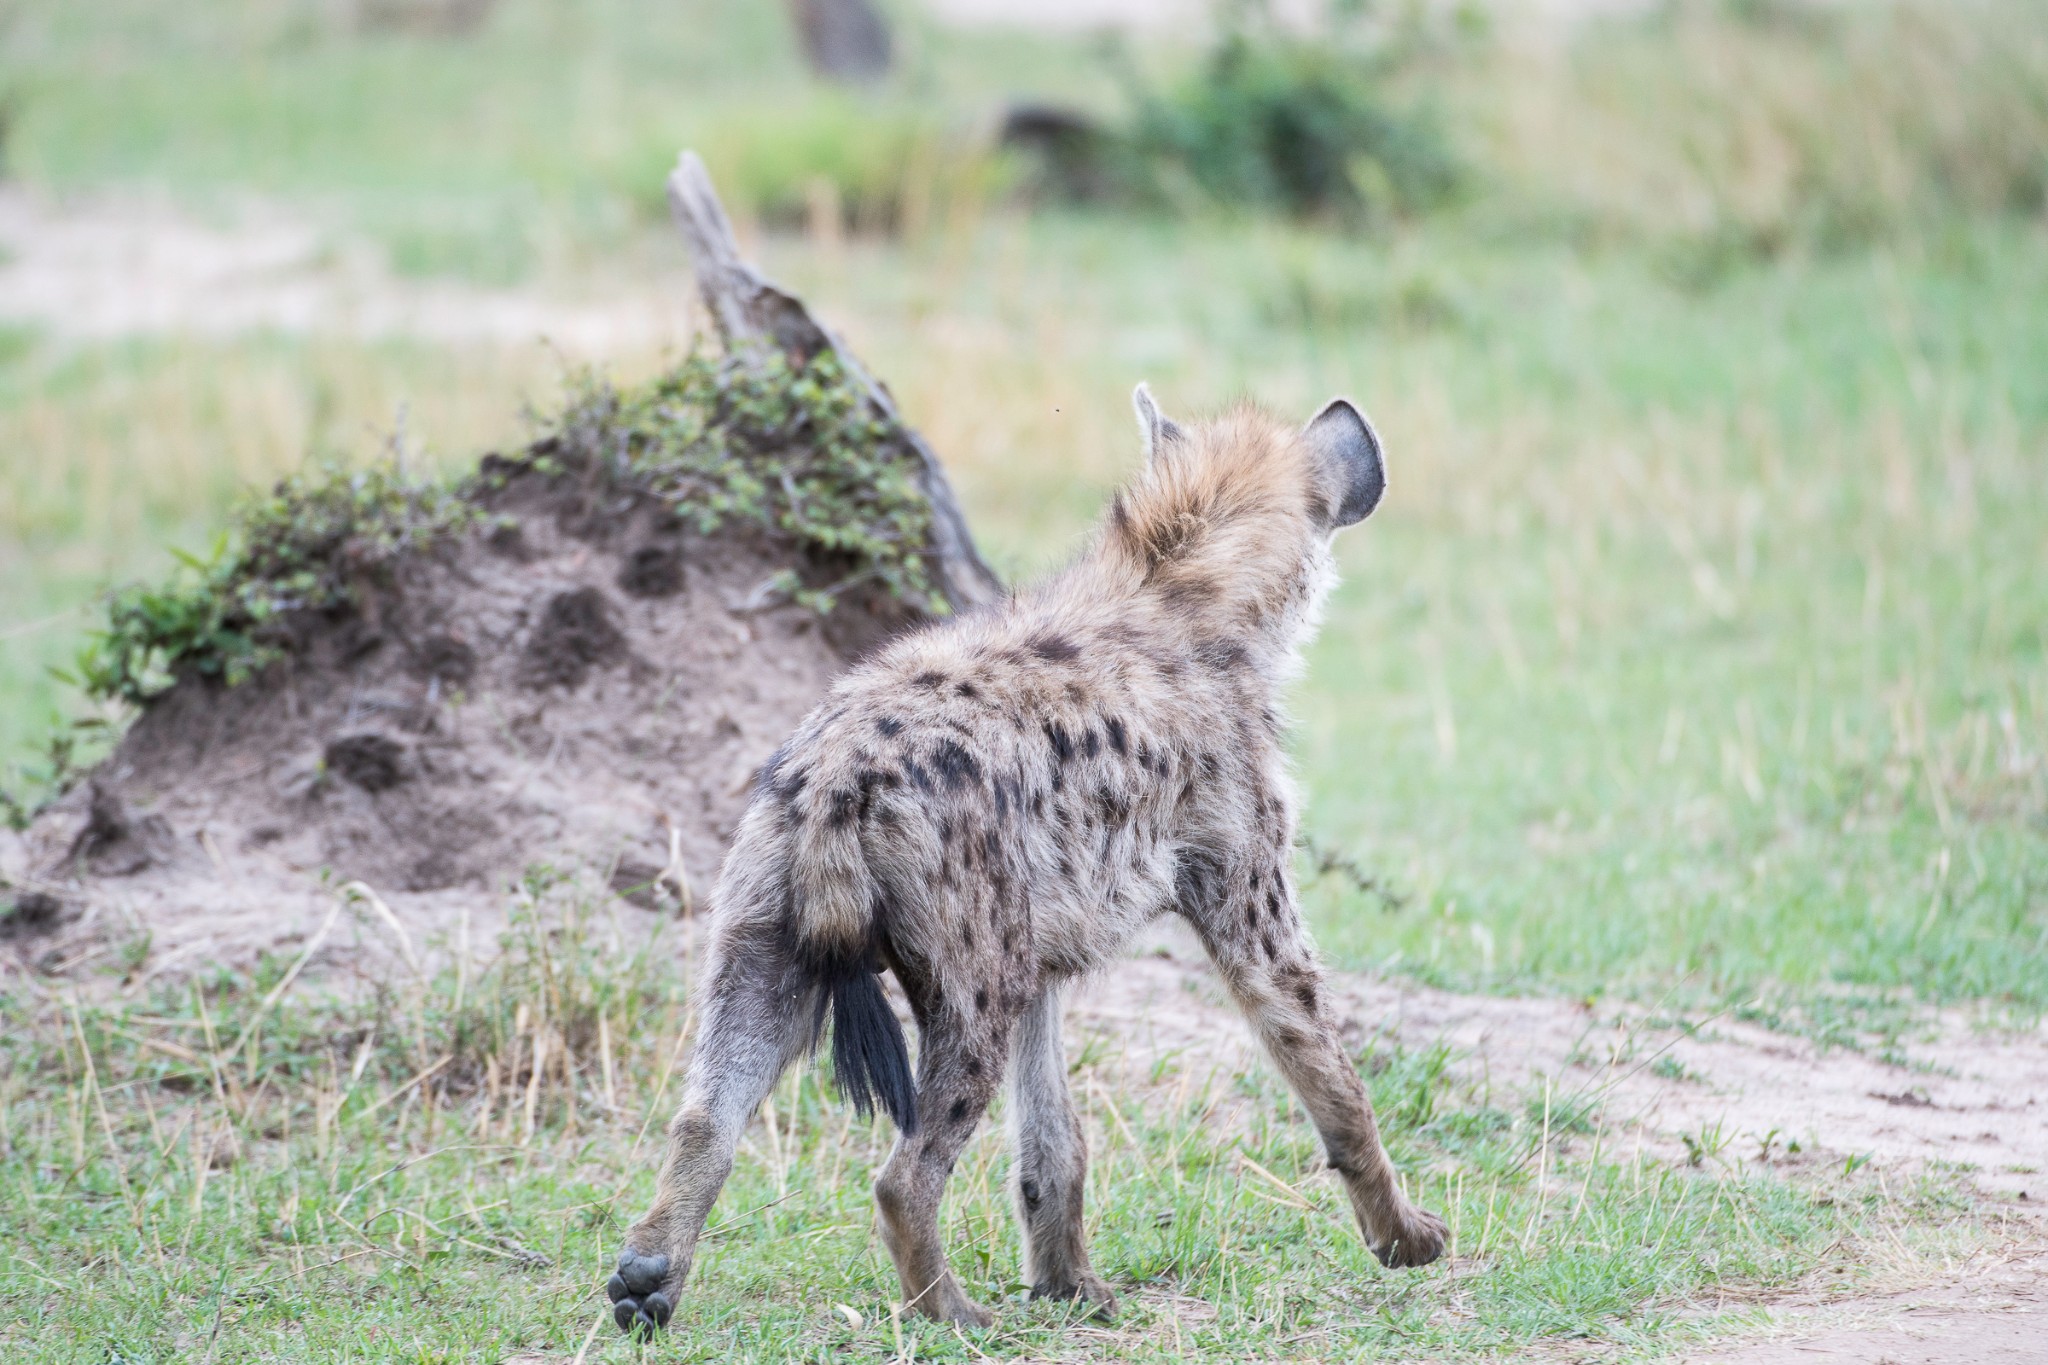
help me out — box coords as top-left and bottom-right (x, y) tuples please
(811, 949), (918, 1134)
(783, 783), (919, 1134)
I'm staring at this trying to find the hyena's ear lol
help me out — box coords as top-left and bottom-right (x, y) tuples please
(1133, 383), (1186, 463)
(1304, 398), (1386, 526)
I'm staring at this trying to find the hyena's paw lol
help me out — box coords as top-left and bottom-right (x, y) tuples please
(1371, 1204), (1449, 1270)
(606, 1248), (675, 1336)
(1030, 1273), (1119, 1320)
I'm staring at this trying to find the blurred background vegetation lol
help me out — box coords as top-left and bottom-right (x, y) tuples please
(1, 0), (2044, 1012)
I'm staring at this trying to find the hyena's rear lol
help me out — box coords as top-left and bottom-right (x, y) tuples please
(609, 387), (1448, 1334)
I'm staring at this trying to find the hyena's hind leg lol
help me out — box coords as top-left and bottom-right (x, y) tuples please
(871, 970), (1012, 1327)
(608, 924), (812, 1335)
(1184, 867), (1449, 1270)
(1010, 986), (1116, 1315)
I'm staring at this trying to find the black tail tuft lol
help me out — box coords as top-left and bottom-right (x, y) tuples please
(816, 956), (918, 1134)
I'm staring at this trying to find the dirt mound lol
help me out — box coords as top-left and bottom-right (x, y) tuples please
(0, 156), (1003, 983)
(5, 436), (911, 979)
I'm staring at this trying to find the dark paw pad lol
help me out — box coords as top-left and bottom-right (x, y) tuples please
(614, 1250), (671, 1294)
(608, 1250), (674, 1335)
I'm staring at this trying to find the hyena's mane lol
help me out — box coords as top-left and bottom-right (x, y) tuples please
(1093, 403), (1332, 632)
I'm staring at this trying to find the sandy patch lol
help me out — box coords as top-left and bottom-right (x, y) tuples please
(1684, 1251), (2048, 1363)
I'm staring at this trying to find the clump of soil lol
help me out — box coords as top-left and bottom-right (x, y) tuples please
(1, 364), (937, 979)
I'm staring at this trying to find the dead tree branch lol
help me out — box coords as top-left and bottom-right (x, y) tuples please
(665, 150), (1003, 615)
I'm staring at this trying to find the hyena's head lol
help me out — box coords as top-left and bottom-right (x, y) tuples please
(1106, 384), (1386, 653)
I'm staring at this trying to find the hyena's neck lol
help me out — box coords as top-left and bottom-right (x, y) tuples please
(1050, 528), (1335, 694)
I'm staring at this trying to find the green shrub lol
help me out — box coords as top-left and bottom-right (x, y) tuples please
(1124, 24), (1460, 221)
(1008, 5), (1461, 223)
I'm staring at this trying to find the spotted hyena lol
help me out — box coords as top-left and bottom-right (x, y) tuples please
(607, 386), (1448, 1335)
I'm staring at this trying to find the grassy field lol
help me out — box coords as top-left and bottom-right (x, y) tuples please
(1, 0), (2045, 1359)
(0, 882), (1990, 1362)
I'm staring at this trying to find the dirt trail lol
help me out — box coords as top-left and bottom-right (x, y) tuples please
(1074, 920), (2048, 1207)
(1685, 1253), (2048, 1363)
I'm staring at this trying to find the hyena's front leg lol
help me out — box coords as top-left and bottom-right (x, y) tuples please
(1187, 884), (1449, 1270)
(608, 942), (809, 1336)
(872, 1004), (1008, 1327)
(1009, 986), (1116, 1314)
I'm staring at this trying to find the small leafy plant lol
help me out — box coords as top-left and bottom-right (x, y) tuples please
(558, 348), (941, 615)
(0, 717), (119, 830)
(71, 468), (475, 706)
(68, 348), (936, 709)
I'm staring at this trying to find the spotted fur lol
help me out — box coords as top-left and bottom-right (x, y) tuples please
(608, 387), (1444, 1337)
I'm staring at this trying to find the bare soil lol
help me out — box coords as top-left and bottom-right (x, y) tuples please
(1683, 1252), (2048, 1363)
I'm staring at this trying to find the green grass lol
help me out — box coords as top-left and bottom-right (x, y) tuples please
(0, 890), (1986, 1362)
(1, 0), (2045, 1358)
(1282, 222), (2048, 1012)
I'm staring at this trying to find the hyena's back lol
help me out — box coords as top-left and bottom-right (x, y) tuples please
(747, 593), (1276, 1019)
